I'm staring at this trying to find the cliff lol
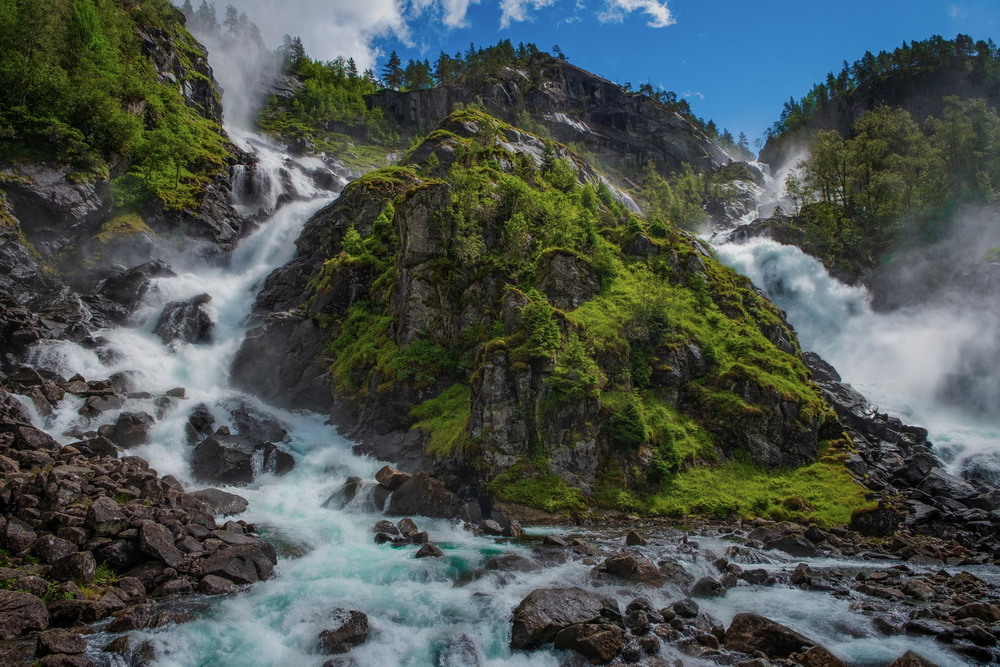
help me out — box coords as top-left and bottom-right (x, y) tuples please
(366, 53), (730, 178)
(234, 109), (863, 523)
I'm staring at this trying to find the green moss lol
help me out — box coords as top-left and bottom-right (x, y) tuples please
(648, 460), (872, 527)
(489, 463), (588, 515)
(410, 384), (473, 457)
(93, 213), (155, 244)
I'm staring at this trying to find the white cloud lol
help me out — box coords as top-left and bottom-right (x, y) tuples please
(442, 0), (482, 28)
(683, 90), (704, 101)
(949, 4), (970, 21)
(599, 0), (675, 28)
(499, 0), (556, 28)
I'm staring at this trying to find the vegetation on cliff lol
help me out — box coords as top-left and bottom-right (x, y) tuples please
(303, 109), (865, 525)
(781, 97), (1000, 279)
(0, 0), (231, 212)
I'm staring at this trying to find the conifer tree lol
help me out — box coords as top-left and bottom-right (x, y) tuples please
(382, 51), (403, 89)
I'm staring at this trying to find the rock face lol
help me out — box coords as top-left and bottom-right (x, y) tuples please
(154, 294), (214, 346)
(367, 53), (729, 176)
(510, 587), (619, 649)
(0, 590), (49, 639)
(723, 613), (816, 658)
(191, 434), (294, 485)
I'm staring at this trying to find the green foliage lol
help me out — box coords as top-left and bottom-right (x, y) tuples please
(520, 299), (561, 358)
(649, 460), (872, 527)
(489, 464), (587, 515)
(410, 384), (472, 456)
(791, 98), (1000, 277)
(639, 161), (709, 232)
(545, 334), (601, 401)
(0, 0), (230, 210)
(603, 393), (648, 448)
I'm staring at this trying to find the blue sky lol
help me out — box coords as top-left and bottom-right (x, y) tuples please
(222, 0), (1000, 143)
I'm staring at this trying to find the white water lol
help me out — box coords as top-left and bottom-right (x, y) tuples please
(713, 237), (1000, 474)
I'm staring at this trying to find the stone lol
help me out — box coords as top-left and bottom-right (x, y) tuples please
(0, 590), (49, 639)
(849, 505), (902, 537)
(479, 519), (503, 536)
(414, 543), (444, 558)
(625, 530), (647, 546)
(189, 488), (249, 516)
(105, 603), (161, 633)
(510, 587), (619, 649)
(199, 574), (238, 595)
(138, 520), (185, 568)
(39, 654), (96, 666)
(764, 534), (821, 557)
(36, 630), (87, 656)
(191, 435), (257, 485)
(154, 294), (214, 346)
(372, 520), (399, 536)
(485, 554), (542, 572)
(396, 517), (419, 538)
(797, 645), (847, 666)
(375, 465), (411, 491)
(47, 599), (114, 626)
(598, 551), (663, 586)
(690, 576), (725, 598)
(50, 551), (96, 584)
(85, 496), (128, 537)
(888, 651), (938, 666)
(30, 535), (78, 564)
(554, 623), (625, 664)
(672, 598), (699, 619)
(199, 544), (275, 584)
(437, 634), (483, 667)
(317, 609), (369, 654)
(2, 516), (36, 553)
(956, 603), (1000, 623)
(503, 519), (525, 538)
(724, 613), (817, 659)
(385, 473), (465, 519)
(108, 412), (155, 449)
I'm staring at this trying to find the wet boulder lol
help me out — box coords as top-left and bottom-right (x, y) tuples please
(108, 412), (155, 449)
(36, 629), (87, 656)
(375, 465), (411, 491)
(690, 576), (725, 598)
(137, 520), (185, 569)
(192, 435), (294, 485)
(386, 473), (471, 520)
(849, 505), (902, 537)
(153, 293), (214, 346)
(593, 551), (664, 586)
(199, 544), (276, 584)
(0, 590), (49, 639)
(85, 496), (129, 537)
(510, 587), (619, 650)
(188, 488), (249, 516)
(414, 543), (444, 558)
(317, 609), (369, 654)
(554, 623), (625, 664)
(723, 613), (818, 659)
(92, 260), (174, 320)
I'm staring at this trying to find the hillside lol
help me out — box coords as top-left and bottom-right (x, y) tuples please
(233, 108), (868, 524)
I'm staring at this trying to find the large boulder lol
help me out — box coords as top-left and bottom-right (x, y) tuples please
(189, 488), (249, 516)
(137, 520), (185, 569)
(317, 609), (369, 655)
(85, 496), (129, 537)
(553, 623), (624, 664)
(0, 590), (49, 639)
(153, 293), (214, 346)
(849, 505), (902, 537)
(510, 587), (619, 650)
(386, 473), (469, 520)
(108, 412), (155, 449)
(593, 551), (664, 587)
(191, 435), (294, 485)
(199, 544), (275, 584)
(723, 613), (817, 659)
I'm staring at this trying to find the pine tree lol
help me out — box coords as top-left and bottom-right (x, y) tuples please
(382, 50), (403, 89)
(181, 0), (195, 18)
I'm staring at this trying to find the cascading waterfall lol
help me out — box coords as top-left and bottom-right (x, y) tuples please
(712, 235), (1000, 479)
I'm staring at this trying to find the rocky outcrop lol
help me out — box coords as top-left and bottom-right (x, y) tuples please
(367, 53), (729, 176)
(510, 587), (619, 649)
(154, 294), (215, 346)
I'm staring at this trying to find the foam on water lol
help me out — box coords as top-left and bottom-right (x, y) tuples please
(714, 236), (1000, 472)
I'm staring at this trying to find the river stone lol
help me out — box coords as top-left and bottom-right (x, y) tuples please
(723, 613), (816, 658)
(386, 473), (464, 519)
(598, 551), (664, 586)
(625, 530), (647, 546)
(372, 520), (399, 536)
(0, 590), (48, 639)
(2, 516), (37, 553)
(437, 634), (483, 667)
(317, 609), (369, 654)
(200, 544), (275, 584)
(50, 551), (96, 584)
(690, 576), (725, 598)
(191, 435), (256, 485)
(154, 294), (214, 346)
(189, 488), (249, 516)
(554, 623), (625, 664)
(31, 535), (78, 564)
(36, 630), (87, 656)
(479, 519), (503, 536)
(510, 587), (619, 649)
(849, 505), (902, 537)
(137, 520), (185, 568)
(414, 543), (444, 558)
(86, 496), (128, 537)
(108, 412), (155, 448)
(797, 645), (847, 666)
(889, 651), (938, 666)
(375, 465), (411, 491)
(199, 574), (237, 595)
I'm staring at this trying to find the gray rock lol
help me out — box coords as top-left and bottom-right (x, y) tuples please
(50, 551), (96, 584)
(199, 544), (275, 584)
(510, 587), (619, 649)
(108, 412), (155, 448)
(36, 630), (87, 656)
(317, 609), (369, 654)
(189, 488), (249, 516)
(375, 465), (411, 491)
(0, 590), (49, 639)
(154, 293), (214, 346)
(690, 576), (725, 598)
(31, 535), (79, 565)
(723, 613), (817, 659)
(553, 623), (625, 664)
(414, 543), (444, 558)
(138, 520), (185, 568)
(86, 496), (128, 537)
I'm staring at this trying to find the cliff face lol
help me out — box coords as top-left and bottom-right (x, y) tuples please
(234, 110), (852, 520)
(367, 54), (730, 177)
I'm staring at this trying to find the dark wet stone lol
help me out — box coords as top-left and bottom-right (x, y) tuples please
(317, 609), (369, 655)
